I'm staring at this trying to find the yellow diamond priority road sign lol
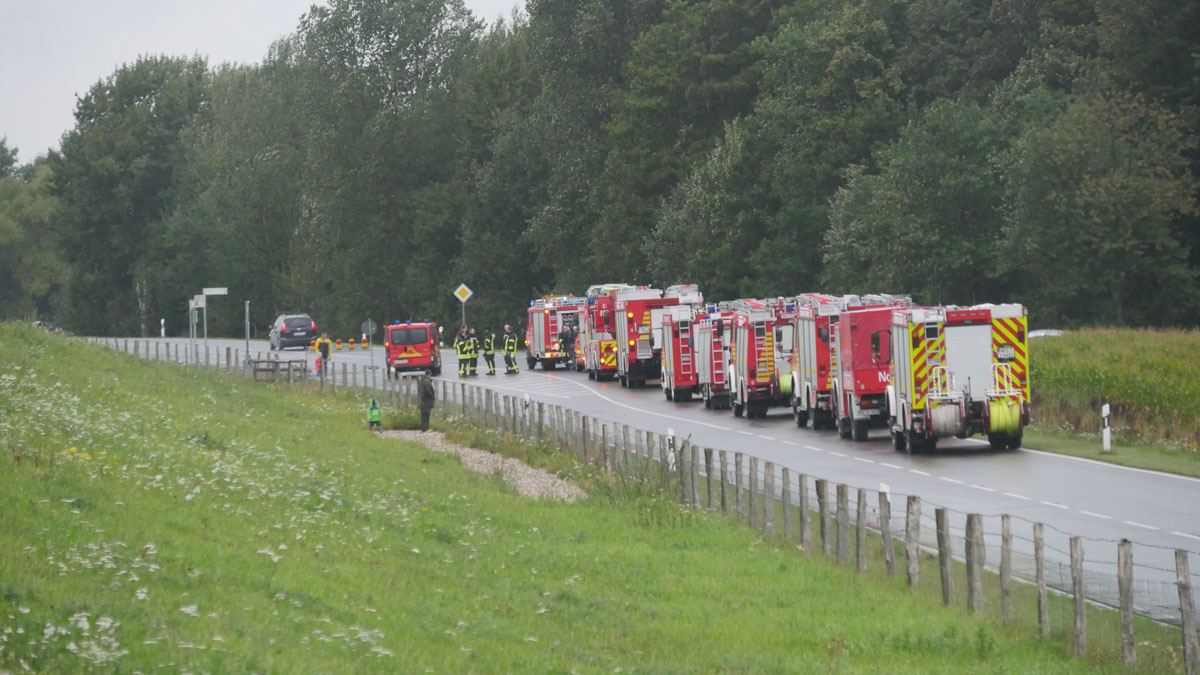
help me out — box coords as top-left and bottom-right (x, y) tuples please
(454, 283), (473, 303)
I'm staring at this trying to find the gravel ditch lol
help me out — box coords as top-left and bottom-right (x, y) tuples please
(379, 430), (587, 503)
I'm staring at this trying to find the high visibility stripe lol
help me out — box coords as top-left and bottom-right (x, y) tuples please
(911, 323), (926, 411)
(992, 316), (1029, 402)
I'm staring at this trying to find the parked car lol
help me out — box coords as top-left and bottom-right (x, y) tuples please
(1028, 329), (1065, 339)
(270, 314), (316, 350)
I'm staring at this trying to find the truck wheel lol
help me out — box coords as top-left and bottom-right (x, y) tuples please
(677, 389), (692, 403)
(852, 420), (869, 442)
(794, 405), (809, 428)
(619, 374), (627, 388)
(891, 429), (907, 452)
(838, 418), (852, 439)
(665, 386), (673, 401)
(988, 433), (1007, 450)
(904, 430), (919, 455)
(1006, 432), (1023, 450)
(526, 355), (537, 369)
(733, 401), (744, 417)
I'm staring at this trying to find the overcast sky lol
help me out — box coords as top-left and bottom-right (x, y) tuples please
(0, 0), (523, 164)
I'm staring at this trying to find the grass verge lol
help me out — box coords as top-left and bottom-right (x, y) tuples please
(0, 322), (1182, 672)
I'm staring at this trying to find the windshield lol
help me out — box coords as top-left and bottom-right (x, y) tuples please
(389, 327), (428, 345)
(284, 316), (312, 329)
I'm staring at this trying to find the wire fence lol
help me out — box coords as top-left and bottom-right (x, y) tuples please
(98, 336), (1200, 671)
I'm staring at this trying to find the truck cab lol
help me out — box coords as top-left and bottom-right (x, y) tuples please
(385, 320), (441, 378)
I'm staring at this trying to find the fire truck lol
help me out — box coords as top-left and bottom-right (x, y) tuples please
(727, 299), (792, 418)
(886, 304), (1028, 452)
(661, 305), (700, 402)
(384, 319), (442, 378)
(612, 284), (701, 388)
(695, 308), (732, 409)
(525, 295), (586, 371)
(581, 283), (634, 380)
(789, 294), (843, 429)
(829, 295), (914, 441)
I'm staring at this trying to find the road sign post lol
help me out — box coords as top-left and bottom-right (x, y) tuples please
(244, 300), (251, 371)
(454, 283), (473, 326)
(1101, 403), (1111, 453)
(200, 288), (227, 354)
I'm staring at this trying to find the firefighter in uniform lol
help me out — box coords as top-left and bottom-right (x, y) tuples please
(482, 325), (497, 375)
(454, 326), (470, 377)
(502, 324), (519, 374)
(558, 325), (576, 369)
(467, 327), (479, 376)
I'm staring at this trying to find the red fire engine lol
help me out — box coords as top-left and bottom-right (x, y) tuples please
(695, 308), (732, 409)
(525, 295), (586, 371)
(611, 284), (701, 388)
(582, 283), (634, 381)
(661, 305), (700, 402)
(727, 299), (792, 418)
(384, 319), (442, 378)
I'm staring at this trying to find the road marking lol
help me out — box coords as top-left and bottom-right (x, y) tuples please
(939, 477), (964, 485)
(780, 440), (798, 447)
(1019, 447), (1200, 484)
(757, 435), (776, 441)
(880, 462), (903, 470)
(1080, 511), (1112, 520)
(829, 451), (847, 458)
(1171, 531), (1200, 542)
(909, 469), (931, 477)
(737, 431), (755, 437)
(1040, 500), (1070, 510)
(1124, 520), (1160, 531)
(1004, 492), (1031, 501)
(804, 445), (824, 453)
(853, 457), (875, 464)
(970, 484), (996, 492)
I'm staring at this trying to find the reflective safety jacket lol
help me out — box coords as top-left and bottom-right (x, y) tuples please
(483, 333), (496, 355)
(454, 335), (470, 357)
(503, 332), (518, 354)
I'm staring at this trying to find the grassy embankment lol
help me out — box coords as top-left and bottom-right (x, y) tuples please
(1028, 328), (1200, 477)
(0, 322), (1184, 672)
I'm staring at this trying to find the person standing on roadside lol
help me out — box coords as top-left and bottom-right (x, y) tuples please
(502, 324), (519, 374)
(418, 368), (436, 431)
(482, 325), (497, 376)
(316, 332), (332, 378)
(467, 327), (480, 376)
(454, 325), (470, 377)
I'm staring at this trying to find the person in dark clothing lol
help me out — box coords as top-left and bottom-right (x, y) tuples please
(454, 325), (470, 377)
(558, 325), (576, 369)
(502, 324), (519, 374)
(418, 369), (436, 431)
(316, 332), (332, 378)
(482, 325), (497, 375)
(467, 327), (479, 376)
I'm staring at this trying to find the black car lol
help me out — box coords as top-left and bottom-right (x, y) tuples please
(269, 314), (316, 350)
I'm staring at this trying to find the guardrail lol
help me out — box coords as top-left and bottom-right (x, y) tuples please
(93, 336), (1200, 670)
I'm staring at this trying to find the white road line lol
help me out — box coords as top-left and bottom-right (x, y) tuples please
(737, 431), (755, 437)
(829, 451), (847, 458)
(1019, 447), (1200, 484)
(970, 484), (996, 492)
(910, 469), (931, 477)
(757, 435), (776, 441)
(1080, 511), (1112, 520)
(854, 457), (875, 464)
(880, 462), (903, 470)
(780, 440), (798, 447)
(1040, 500), (1070, 510)
(1004, 492), (1031, 501)
(804, 445), (824, 453)
(939, 477), (964, 485)
(1171, 531), (1200, 542)
(1124, 520), (1160, 531)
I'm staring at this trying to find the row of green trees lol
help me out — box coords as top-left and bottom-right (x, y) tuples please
(2, 0), (1196, 336)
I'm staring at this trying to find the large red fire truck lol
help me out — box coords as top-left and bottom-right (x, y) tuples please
(695, 307), (731, 409)
(611, 284), (701, 388)
(661, 305), (700, 401)
(829, 295), (913, 441)
(886, 303), (1028, 452)
(384, 319), (442, 378)
(727, 299), (793, 418)
(525, 295), (586, 371)
(581, 283), (634, 380)
(789, 294), (842, 429)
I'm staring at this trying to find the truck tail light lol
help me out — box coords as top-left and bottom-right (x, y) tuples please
(627, 312), (633, 319)
(628, 340), (635, 347)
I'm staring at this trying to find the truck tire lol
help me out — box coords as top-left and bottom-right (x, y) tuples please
(852, 420), (869, 442)
(838, 417), (852, 439)
(891, 428), (907, 452)
(1006, 432), (1023, 450)
(677, 389), (692, 403)
(794, 405), (809, 428)
(665, 386), (673, 401)
(988, 433), (1007, 451)
(527, 355), (537, 369)
(733, 401), (744, 417)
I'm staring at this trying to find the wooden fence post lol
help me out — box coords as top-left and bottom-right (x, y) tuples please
(1071, 536), (1086, 657)
(1035, 523), (1050, 639)
(719, 450), (728, 513)
(781, 468), (793, 542)
(966, 513), (984, 613)
(816, 479), (831, 557)
(763, 462), (775, 536)
(581, 416), (590, 461)
(905, 496), (920, 588)
(675, 440), (687, 501)
(1001, 515), (1013, 624)
(936, 508), (953, 606)
(1118, 539), (1135, 668)
(735, 454), (746, 523)
(537, 402), (545, 442)
(690, 445), (700, 508)
(225, 346), (231, 373)
(705, 448), (715, 512)
(1176, 550), (1199, 675)
(856, 488), (867, 573)
(879, 491), (895, 578)
(836, 484), (850, 566)
(623, 425), (633, 471)
(748, 457), (758, 527)
(799, 474), (811, 552)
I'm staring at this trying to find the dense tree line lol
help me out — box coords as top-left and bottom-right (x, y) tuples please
(1, 0), (1196, 336)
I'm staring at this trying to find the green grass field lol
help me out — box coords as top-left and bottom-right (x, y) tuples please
(0, 323), (1184, 672)
(1028, 328), (1200, 476)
